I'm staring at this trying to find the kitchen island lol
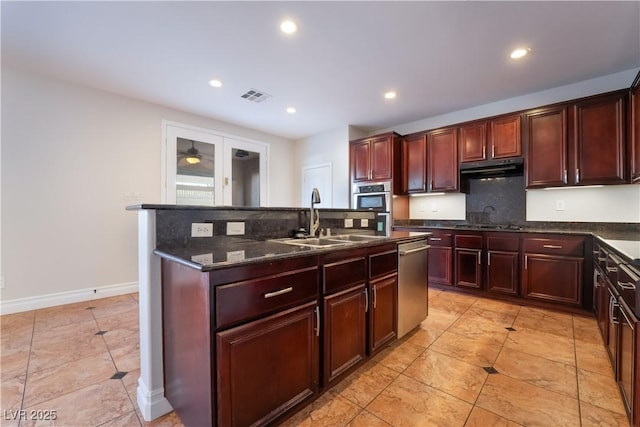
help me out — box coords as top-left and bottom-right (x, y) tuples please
(129, 204), (428, 426)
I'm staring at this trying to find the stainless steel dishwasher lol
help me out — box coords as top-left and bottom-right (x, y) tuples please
(397, 240), (429, 338)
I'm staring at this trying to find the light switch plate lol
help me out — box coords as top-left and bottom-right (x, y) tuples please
(344, 218), (354, 228)
(227, 222), (245, 235)
(191, 223), (213, 237)
(556, 200), (565, 211)
(361, 218), (369, 228)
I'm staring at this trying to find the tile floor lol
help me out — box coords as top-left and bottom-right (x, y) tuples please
(0, 290), (630, 426)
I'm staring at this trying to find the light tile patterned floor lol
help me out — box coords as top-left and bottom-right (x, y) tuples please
(0, 290), (630, 426)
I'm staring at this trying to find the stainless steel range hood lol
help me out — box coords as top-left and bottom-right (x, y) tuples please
(459, 157), (524, 176)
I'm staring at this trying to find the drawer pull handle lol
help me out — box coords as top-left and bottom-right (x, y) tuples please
(478, 250), (482, 264)
(618, 281), (637, 291)
(607, 266), (618, 273)
(315, 307), (320, 337)
(373, 285), (377, 309)
(264, 287), (293, 299)
(543, 244), (563, 249)
(364, 289), (369, 313)
(429, 238), (442, 241)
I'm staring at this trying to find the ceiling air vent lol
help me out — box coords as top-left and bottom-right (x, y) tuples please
(240, 88), (272, 103)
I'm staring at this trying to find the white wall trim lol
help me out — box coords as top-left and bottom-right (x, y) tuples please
(0, 281), (139, 315)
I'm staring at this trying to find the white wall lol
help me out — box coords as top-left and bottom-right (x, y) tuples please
(294, 126), (352, 208)
(1, 66), (296, 304)
(409, 194), (466, 220)
(527, 185), (640, 223)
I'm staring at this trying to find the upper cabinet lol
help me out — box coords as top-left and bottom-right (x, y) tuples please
(459, 114), (522, 163)
(525, 91), (627, 188)
(350, 132), (400, 183)
(630, 70), (640, 183)
(428, 127), (459, 192)
(572, 92), (626, 185)
(401, 132), (427, 193)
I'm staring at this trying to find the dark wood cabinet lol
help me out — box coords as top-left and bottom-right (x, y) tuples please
(454, 234), (483, 289)
(617, 302), (636, 424)
(216, 302), (319, 427)
(522, 236), (585, 307)
(401, 132), (427, 193)
(572, 92), (626, 185)
(486, 234), (520, 296)
(630, 71), (640, 183)
(427, 232), (453, 287)
(428, 127), (458, 192)
(368, 246), (398, 354)
(525, 91), (627, 188)
(350, 132), (400, 183)
(459, 114), (521, 163)
(524, 106), (569, 188)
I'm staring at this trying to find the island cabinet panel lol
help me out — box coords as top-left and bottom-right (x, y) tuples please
(216, 301), (319, 427)
(401, 133), (427, 193)
(323, 285), (367, 385)
(572, 92), (627, 185)
(368, 245), (398, 354)
(524, 106), (569, 188)
(522, 236), (585, 307)
(162, 260), (213, 427)
(489, 113), (522, 159)
(428, 127), (459, 192)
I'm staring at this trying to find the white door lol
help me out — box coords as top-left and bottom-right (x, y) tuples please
(163, 122), (268, 206)
(302, 164), (332, 208)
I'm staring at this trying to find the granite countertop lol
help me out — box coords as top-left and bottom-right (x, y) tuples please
(154, 231), (430, 272)
(393, 223), (640, 266)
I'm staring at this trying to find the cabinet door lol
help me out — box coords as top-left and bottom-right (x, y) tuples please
(459, 122), (487, 163)
(370, 135), (393, 181)
(594, 268), (610, 340)
(631, 83), (640, 183)
(369, 274), (397, 354)
(573, 93), (626, 185)
(455, 248), (482, 289)
(428, 128), (458, 192)
(428, 246), (453, 286)
(617, 305), (636, 421)
(522, 254), (582, 306)
(351, 140), (371, 182)
(490, 114), (522, 159)
(402, 134), (427, 193)
(323, 285), (367, 385)
(487, 251), (519, 295)
(525, 106), (569, 188)
(216, 302), (319, 427)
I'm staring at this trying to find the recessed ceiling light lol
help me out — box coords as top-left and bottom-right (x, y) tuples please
(510, 48), (530, 59)
(280, 20), (297, 34)
(209, 79), (222, 88)
(286, 107), (297, 114)
(384, 91), (397, 100)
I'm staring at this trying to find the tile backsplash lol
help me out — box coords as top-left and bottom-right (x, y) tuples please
(465, 175), (526, 225)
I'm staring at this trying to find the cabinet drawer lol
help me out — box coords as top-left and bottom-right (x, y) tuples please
(370, 247), (398, 279)
(455, 234), (482, 249)
(323, 256), (366, 294)
(215, 267), (319, 329)
(487, 234), (520, 252)
(427, 233), (452, 247)
(523, 237), (584, 256)
(606, 252), (625, 285)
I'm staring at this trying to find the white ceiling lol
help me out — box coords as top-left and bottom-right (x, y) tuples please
(2, 1), (639, 140)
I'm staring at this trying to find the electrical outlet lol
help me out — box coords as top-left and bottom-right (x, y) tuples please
(556, 200), (565, 211)
(431, 203), (438, 212)
(361, 218), (369, 228)
(226, 222), (245, 236)
(344, 218), (354, 228)
(191, 223), (213, 237)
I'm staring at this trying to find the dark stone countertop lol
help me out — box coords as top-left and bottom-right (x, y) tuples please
(393, 222), (640, 266)
(153, 231), (430, 272)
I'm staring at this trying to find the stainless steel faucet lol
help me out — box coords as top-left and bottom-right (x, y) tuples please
(310, 188), (321, 237)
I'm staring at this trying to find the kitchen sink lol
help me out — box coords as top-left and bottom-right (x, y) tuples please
(270, 234), (387, 248)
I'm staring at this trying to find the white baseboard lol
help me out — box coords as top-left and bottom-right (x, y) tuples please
(0, 281), (139, 315)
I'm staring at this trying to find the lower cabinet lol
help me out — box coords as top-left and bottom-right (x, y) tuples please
(427, 232), (453, 286)
(617, 302), (636, 423)
(454, 234), (483, 289)
(486, 234), (520, 296)
(522, 236), (585, 307)
(216, 302), (319, 427)
(369, 274), (398, 353)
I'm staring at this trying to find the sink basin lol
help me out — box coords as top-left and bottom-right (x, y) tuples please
(271, 234), (386, 248)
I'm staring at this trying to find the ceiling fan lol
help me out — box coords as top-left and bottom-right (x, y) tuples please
(179, 140), (201, 165)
